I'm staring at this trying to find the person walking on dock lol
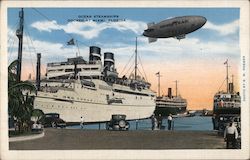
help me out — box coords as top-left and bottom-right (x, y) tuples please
(224, 122), (238, 149)
(151, 114), (157, 130)
(167, 114), (173, 130)
(80, 116), (84, 129)
(157, 114), (163, 129)
(212, 114), (216, 130)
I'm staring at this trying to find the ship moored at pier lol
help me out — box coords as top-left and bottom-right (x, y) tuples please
(154, 73), (187, 116)
(10, 9), (156, 124)
(154, 87), (187, 116)
(213, 60), (241, 130)
(34, 46), (156, 123)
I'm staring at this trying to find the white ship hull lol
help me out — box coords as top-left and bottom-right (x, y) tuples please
(34, 80), (156, 122)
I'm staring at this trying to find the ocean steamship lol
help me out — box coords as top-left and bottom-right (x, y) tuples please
(34, 46), (156, 123)
(154, 88), (187, 116)
(213, 60), (241, 115)
(213, 60), (241, 130)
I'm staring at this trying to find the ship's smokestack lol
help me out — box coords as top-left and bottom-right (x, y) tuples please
(89, 46), (101, 62)
(36, 53), (41, 91)
(168, 88), (172, 98)
(104, 52), (115, 71)
(229, 83), (234, 93)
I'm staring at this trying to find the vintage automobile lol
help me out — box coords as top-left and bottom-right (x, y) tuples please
(217, 114), (240, 135)
(43, 113), (66, 128)
(106, 114), (130, 131)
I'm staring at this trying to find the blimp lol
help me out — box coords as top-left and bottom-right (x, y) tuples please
(143, 16), (207, 43)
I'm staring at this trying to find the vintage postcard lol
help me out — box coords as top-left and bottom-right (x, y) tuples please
(0, 0), (249, 159)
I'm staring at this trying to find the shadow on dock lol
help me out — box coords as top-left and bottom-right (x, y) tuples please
(9, 128), (226, 150)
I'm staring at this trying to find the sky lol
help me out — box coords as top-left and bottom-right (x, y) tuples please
(7, 8), (240, 110)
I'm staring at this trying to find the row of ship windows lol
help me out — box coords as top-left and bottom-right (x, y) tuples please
(59, 94), (152, 101)
(48, 68), (99, 72)
(62, 96), (97, 102)
(38, 105), (83, 110)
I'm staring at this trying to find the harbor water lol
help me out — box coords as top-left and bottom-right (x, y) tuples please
(67, 115), (213, 131)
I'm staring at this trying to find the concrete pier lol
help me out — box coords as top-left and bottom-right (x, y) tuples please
(9, 128), (225, 150)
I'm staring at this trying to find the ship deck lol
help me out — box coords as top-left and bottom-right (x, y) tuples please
(10, 128), (226, 150)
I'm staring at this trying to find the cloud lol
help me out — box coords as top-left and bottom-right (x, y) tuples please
(31, 20), (61, 32)
(203, 20), (239, 36)
(8, 27), (77, 65)
(31, 20), (147, 39)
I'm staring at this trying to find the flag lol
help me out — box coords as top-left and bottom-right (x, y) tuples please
(67, 38), (75, 45)
(224, 59), (228, 65)
(155, 72), (160, 75)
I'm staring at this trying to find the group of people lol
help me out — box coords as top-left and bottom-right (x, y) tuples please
(151, 114), (173, 130)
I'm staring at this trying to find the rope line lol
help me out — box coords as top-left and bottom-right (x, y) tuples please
(24, 30), (35, 77)
(8, 36), (17, 62)
(7, 21), (19, 43)
(218, 78), (226, 91)
(138, 52), (148, 82)
(120, 53), (134, 75)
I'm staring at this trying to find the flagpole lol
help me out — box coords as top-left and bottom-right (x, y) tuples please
(76, 40), (80, 57)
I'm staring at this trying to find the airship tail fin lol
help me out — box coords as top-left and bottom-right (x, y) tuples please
(147, 22), (155, 28)
(148, 37), (157, 43)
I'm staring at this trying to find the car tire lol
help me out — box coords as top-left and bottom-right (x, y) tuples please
(106, 122), (110, 130)
(51, 122), (57, 128)
(126, 122), (130, 130)
(113, 125), (120, 130)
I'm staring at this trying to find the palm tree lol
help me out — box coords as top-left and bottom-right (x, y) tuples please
(8, 60), (36, 132)
(31, 109), (45, 124)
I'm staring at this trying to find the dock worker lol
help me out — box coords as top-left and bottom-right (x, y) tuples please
(167, 114), (173, 130)
(80, 116), (84, 129)
(157, 114), (163, 129)
(151, 114), (157, 130)
(212, 114), (216, 130)
(224, 122), (238, 149)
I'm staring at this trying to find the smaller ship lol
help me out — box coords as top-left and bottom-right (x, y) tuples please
(154, 74), (187, 116)
(213, 60), (241, 130)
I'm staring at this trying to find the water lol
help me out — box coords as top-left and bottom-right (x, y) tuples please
(67, 116), (213, 131)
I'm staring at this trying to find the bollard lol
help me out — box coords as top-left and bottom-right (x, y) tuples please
(98, 123), (101, 130)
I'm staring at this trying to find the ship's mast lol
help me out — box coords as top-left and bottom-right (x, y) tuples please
(225, 59), (229, 93)
(232, 74), (234, 85)
(36, 53), (41, 91)
(16, 8), (24, 82)
(174, 80), (178, 97)
(135, 37), (138, 80)
(156, 72), (161, 97)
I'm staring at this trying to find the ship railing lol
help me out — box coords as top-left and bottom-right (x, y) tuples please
(40, 85), (74, 93)
(216, 102), (241, 108)
(47, 60), (101, 67)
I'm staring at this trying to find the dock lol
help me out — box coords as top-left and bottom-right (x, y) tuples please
(9, 128), (225, 150)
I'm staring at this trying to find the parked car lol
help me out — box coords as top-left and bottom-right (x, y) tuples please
(217, 114), (240, 135)
(106, 114), (130, 131)
(43, 113), (66, 128)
